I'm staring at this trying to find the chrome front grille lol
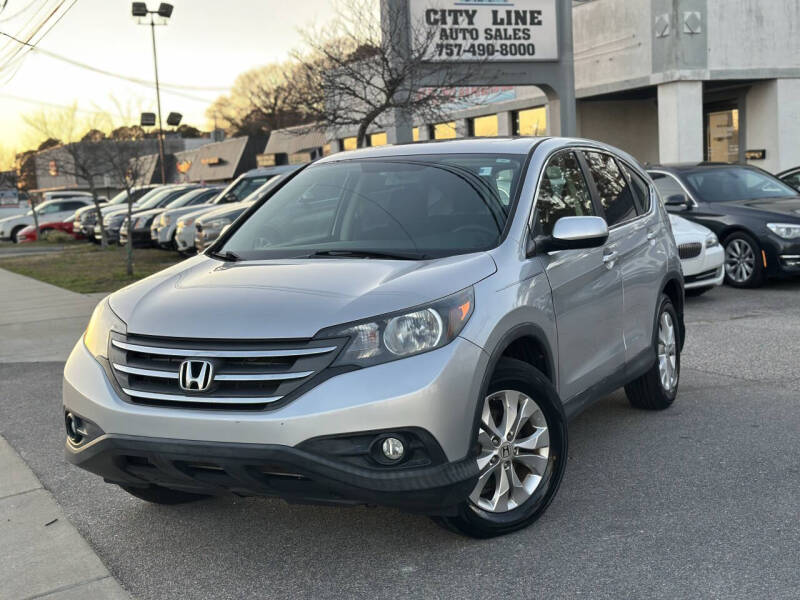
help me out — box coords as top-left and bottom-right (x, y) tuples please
(678, 242), (702, 259)
(109, 333), (343, 410)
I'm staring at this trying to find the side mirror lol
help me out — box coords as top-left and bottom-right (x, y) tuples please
(532, 216), (609, 255)
(664, 194), (689, 210)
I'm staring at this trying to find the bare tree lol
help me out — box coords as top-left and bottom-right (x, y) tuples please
(23, 105), (114, 245)
(101, 128), (154, 276)
(206, 62), (312, 137)
(291, 0), (488, 148)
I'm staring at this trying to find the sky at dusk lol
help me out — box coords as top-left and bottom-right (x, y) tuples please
(0, 0), (338, 158)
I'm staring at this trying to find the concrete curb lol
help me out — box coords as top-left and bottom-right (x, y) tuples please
(0, 435), (131, 600)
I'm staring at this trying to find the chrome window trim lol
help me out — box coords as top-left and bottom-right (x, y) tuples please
(111, 339), (337, 358)
(647, 169), (700, 209)
(527, 144), (656, 235)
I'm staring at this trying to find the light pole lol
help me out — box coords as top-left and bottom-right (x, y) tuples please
(132, 2), (173, 184)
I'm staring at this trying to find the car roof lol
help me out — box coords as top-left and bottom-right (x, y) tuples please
(244, 165), (303, 178)
(316, 137), (549, 163)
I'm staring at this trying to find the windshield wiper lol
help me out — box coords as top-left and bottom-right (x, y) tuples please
(306, 249), (428, 260)
(208, 250), (241, 262)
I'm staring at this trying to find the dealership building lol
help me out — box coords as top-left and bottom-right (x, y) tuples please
(318, 0), (800, 174)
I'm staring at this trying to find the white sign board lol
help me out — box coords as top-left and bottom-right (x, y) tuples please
(409, 0), (558, 62)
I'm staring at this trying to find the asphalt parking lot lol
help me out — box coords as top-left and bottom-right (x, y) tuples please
(1, 280), (799, 600)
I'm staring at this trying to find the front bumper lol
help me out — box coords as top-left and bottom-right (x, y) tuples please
(175, 223), (194, 251)
(680, 244), (724, 289)
(63, 336), (488, 511)
(95, 224), (121, 243)
(66, 434), (476, 513)
(120, 228), (152, 247)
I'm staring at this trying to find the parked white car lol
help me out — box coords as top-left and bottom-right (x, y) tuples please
(669, 213), (724, 295)
(0, 197), (94, 242)
(150, 187), (223, 248)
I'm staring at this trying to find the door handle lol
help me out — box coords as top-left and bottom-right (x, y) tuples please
(602, 250), (619, 268)
(647, 230), (657, 241)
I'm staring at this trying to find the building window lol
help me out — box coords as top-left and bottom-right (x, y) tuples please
(514, 107), (547, 136)
(431, 121), (457, 140)
(705, 109), (739, 163)
(412, 127), (420, 142)
(369, 132), (388, 147)
(470, 114), (498, 137)
(322, 143), (332, 156)
(341, 137), (358, 151)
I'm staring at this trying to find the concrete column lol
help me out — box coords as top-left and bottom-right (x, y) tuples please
(657, 81), (703, 164)
(415, 123), (431, 141)
(497, 111), (514, 136)
(328, 138), (343, 154)
(746, 78), (800, 172)
(387, 108), (413, 145)
(455, 118), (470, 138)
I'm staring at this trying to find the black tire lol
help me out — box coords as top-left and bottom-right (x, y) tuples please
(723, 231), (765, 288)
(10, 225), (25, 243)
(625, 294), (680, 410)
(120, 484), (210, 505)
(433, 358), (567, 538)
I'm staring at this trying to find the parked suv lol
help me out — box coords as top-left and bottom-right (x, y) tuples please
(63, 138), (684, 538)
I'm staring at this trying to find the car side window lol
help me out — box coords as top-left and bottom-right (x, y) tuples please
(650, 172), (687, 204)
(621, 164), (651, 214)
(63, 201), (88, 211)
(533, 151), (595, 237)
(583, 152), (637, 227)
(782, 171), (800, 191)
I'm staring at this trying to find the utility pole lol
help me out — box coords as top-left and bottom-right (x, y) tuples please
(132, 2), (173, 184)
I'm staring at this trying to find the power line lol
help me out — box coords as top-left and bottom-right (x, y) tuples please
(0, 0), (39, 23)
(0, 91), (110, 114)
(0, 0), (74, 83)
(0, 29), (231, 93)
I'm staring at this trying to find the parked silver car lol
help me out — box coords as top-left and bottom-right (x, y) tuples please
(63, 138), (684, 538)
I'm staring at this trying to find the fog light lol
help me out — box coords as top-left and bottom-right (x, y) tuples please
(65, 412), (84, 444)
(381, 437), (405, 461)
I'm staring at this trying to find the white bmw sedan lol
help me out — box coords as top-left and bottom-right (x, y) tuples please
(669, 213), (724, 295)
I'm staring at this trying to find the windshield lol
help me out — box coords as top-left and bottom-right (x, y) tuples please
(108, 189), (137, 205)
(164, 188), (211, 209)
(682, 167), (798, 202)
(220, 154), (522, 260)
(131, 187), (166, 208)
(216, 174), (277, 204)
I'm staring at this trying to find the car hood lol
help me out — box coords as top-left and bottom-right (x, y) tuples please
(109, 252), (497, 339)
(669, 214), (711, 239)
(162, 204), (212, 219)
(723, 197), (800, 221)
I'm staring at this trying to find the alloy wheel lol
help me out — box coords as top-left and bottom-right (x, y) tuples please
(657, 311), (678, 392)
(725, 238), (755, 283)
(470, 390), (550, 513)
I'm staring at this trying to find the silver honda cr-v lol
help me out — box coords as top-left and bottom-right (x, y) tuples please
(63, 137), (684, 538)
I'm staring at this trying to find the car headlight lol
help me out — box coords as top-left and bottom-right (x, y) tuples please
(83, 299), (126, 359)
(317, 287), (474, 368)
(705, 233), (719, 248)
(767, 223), (800, 239)
(134, 216), (152, 229)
